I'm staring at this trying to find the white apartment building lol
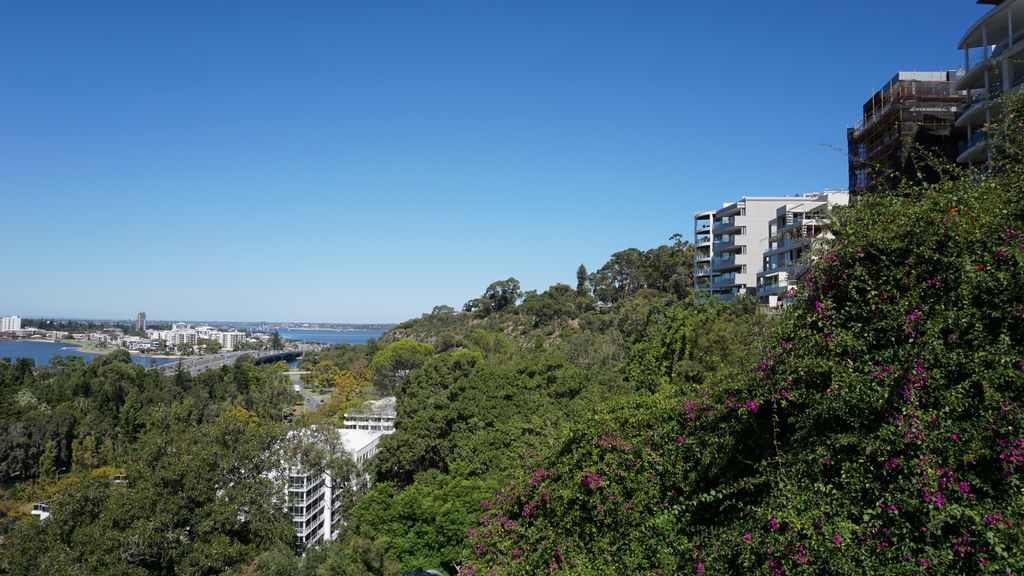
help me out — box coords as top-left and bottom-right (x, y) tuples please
(149, 326), (250, 351)
(695, 192), (847, 302)
(757, 192), (850, 307)
(956, 0), (1024, 164)
(216, 331), (246, 351)
(0, 316), (22, 332)
(694, 196), (798, 300)
(343, 397), (397, 432)
(283, 422), (394, 550)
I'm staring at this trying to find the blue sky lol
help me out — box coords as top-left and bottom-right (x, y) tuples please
(0, 1), (986, 323)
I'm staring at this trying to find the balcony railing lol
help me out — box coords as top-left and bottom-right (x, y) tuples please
(959, 131), (988, 156)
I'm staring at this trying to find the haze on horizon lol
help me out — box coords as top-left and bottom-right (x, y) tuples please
(0, 1), (984, 323)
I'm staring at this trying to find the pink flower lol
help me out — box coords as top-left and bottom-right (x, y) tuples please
(742, 533), (753, 544)
(905, 308), (921, 324)
(581, 470), (604, 488)
(832, 532), (842, 548)
(769, 516), (781, 530)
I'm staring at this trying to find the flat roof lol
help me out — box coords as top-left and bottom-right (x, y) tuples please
(339, 428), (385, 452)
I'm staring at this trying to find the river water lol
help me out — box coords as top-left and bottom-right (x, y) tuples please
(275, 328), (386, 345)
(0, 340), (176, 367)
(0, 329), (387, 368)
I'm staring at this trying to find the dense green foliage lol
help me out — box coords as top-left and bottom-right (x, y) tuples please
(4, 98), (1020, 576)
(462, 104), (1024, 574)
(0, 353), (307, 575)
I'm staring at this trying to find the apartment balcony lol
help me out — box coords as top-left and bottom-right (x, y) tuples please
(956, 92), (997, 128)
(957, 131), (989, 164)
(695, 265), (712, 277)
(695, 234), (711, 246)
(957, 56), (996, 91)
(712, 273), (742, 288)
(711, 255), (741, 272)
(713, 217), (741, 235)
(31, 501), (52, 521)
(959, 1), (1024, 84)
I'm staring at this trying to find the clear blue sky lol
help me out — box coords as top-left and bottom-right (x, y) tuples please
(0, 1), (985, 323)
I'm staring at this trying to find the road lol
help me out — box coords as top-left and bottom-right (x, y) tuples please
(157, 346), (315, 376)
(286, 371), (323, 411)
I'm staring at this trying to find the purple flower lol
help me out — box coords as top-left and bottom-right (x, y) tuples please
(832, 532), (843, 548)
(581, 470), (604, 489)
(742, 533), (753, 544)
(769, 516), (781, 530)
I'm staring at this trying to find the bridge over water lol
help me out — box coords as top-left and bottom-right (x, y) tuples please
(157, 344), (318, 376)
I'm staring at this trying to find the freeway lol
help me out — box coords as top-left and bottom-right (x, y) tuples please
(157, 345), (316, 376)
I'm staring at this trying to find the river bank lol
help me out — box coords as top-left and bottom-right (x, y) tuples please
(0, 340), (177, 367)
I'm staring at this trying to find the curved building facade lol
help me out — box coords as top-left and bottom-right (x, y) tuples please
(956, 0), (1024, 164)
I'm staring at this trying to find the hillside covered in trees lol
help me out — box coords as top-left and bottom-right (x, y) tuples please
(2, 98), (1023, 576)
(306, 97), (1024, 575)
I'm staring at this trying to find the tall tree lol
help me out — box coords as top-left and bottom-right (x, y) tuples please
(576, 264), (589, 297)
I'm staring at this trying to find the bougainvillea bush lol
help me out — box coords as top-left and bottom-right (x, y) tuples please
(464, 98), (1024, 575)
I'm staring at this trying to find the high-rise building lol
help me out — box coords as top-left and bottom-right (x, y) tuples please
(0, 316), (22, 332)
(847, 71), (964, 197)
(134, 312), (147, 332)
(757, 192), (850, 307)
(955, 0), (1024, 165)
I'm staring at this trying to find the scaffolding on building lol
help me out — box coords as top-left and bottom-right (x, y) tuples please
(847, 72), (965, 196)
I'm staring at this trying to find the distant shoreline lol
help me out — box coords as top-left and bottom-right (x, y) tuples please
(5, 338), (180, 359)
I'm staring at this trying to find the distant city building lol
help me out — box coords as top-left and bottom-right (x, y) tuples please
(0, 316), (22, 332)
(216, 331), (246, 351)
(847, 71), (964, 197)
(955, 0), (1024, 165)
(148, 324), (253, 353)
(757, 192), (850, 307)
(134, 312), (147, 332)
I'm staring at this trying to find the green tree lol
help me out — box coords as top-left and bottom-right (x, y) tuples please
(369, 339), (435, 395)
(575, 263), (590, 297)
(196, 337), (222, 354)
(38, 439), (57, 482)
